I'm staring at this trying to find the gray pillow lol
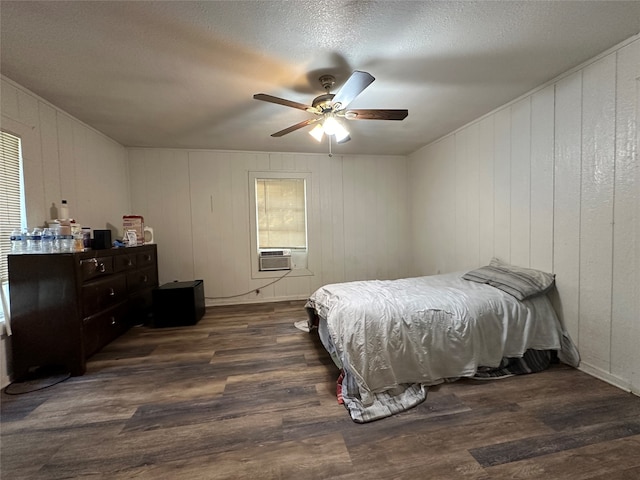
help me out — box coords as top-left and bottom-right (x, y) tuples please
(462, 258), (555, 301)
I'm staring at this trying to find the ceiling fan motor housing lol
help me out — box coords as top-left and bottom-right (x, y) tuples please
(319, 75), (336, 91)
(312, 93), (335, 112)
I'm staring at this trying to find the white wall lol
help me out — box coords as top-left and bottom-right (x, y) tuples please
(128, 149), (411, 304)
(1, 77), (130, 234)
(409, 36), (640, 395)
(1, 76), (130, 387)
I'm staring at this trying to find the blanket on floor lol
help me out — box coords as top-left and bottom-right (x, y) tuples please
(338, 349), (552, 423)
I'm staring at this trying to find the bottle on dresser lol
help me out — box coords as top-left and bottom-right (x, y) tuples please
(57, 199), (75, 253)
(59, 199), (70, 221)
(10, 228), (25, 253)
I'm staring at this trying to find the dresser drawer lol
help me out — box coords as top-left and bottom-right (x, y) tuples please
(81, 274), (128, 317)
(126, 266), (158, 294)
(82, 302), (128, 358)
(80, 256), (114, 282)
(113, 253), (137, 272)
(136, 249), (156, 268)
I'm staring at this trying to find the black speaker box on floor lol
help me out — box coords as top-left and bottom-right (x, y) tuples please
(152, 280), (205, 327)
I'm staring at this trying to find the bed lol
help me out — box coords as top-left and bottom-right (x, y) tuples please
(305, 259), (579, 422)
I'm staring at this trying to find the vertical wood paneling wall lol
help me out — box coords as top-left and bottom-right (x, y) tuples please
(127, 149), (410, 305)
(1, 75), (130, 387)
(0, 77), (130, 232)
(408, 37), (640, 394)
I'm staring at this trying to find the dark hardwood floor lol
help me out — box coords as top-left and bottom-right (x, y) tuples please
(2, 300), (639, 479)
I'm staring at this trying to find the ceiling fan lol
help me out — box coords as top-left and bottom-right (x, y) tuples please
(253, 71), (408, 144)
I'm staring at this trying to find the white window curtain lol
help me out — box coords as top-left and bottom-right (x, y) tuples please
(256, 178), (307, 249)
(0, 130), (24, 331)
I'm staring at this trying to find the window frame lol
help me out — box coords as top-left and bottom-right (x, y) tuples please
(1, 129), (27, 329)
(248, 171), (312, 279)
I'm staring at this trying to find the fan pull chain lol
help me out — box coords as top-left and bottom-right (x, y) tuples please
(328, 135), (333, 157)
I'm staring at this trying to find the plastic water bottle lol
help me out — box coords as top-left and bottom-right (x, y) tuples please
(24, 230), (33, 253)
(41, 228), (54, 253)
(20, 228), (28, 252)
(52, 234), (61, 253)
(10, 228), (23, 253)
(27, 228), (43, 253)
(58, 235), (73, 252)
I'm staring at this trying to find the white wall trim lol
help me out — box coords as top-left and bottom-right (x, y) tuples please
(127, 146), (407, 160)
(1, 74), (123, 148)
(415, 32), (640, 154)
(578, 363), (636, 396)
(205, 294), (310, 307)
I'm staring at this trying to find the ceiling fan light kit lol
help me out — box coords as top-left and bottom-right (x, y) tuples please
(309, 123), (324, 142)
(253, 70), (408, 150)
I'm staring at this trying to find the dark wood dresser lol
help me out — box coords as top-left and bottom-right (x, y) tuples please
(8, 245), (158, 379)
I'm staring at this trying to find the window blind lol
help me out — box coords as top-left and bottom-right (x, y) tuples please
(256, 178), (307, 249)
(0, 131), (23, 284)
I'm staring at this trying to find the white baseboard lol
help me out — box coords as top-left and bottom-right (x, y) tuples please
(205, 294), (309, 307)
(578, 362), (637, 395)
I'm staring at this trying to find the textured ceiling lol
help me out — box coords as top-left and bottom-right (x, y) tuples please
(1, 1), (639, 156)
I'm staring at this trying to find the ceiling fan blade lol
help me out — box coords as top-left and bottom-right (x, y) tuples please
(344, 109), (408, 121)
(271, 118), (320, 137)
(254, 93), (311, 111)
(331, 71), (375, 109)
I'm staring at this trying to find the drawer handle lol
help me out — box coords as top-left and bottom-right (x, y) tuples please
(91, 258), (106, 273)
(126, 260), (133, 266)
(144, 255), (151, 262)
(108, 287), (115, 297)
(110, 317), (116, 326)
(141, 274), (148, 283)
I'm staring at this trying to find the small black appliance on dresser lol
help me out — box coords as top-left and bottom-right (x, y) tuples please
(152, 280), (205, 327)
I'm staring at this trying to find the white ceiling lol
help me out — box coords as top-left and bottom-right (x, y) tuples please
(1, 1), (639, 156)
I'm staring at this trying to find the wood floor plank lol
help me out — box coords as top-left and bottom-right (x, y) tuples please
(103, 431), (354, 480)
(470, 420), (640, 467)
(483, 435), (640, 479)
(537, 393), (640, 430)
(333, 449), (491, 480)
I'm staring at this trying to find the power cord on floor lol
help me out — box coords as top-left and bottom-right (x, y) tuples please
(3, 366), (71, 395)
(205, 269), (292, 300)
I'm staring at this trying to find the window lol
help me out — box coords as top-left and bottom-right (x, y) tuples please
(255, 178), (307, 250)
(1, 131), (26, 324)
(248, 171), (312, 278)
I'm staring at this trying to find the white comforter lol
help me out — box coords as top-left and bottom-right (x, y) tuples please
(308, 272), (563, 396)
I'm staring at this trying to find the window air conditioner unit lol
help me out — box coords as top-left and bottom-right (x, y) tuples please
(259, 249), (292, 271)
